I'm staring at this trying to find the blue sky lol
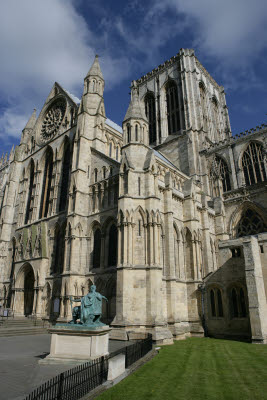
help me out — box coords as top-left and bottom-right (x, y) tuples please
(1, 0), (267, 156)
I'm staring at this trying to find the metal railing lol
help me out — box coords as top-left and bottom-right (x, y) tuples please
(125, 334), (153, 368)
(24, 334), (153, 400)
(24, 356), (108, 400)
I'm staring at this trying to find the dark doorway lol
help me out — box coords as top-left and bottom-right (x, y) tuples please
(24, 268), (34, 315)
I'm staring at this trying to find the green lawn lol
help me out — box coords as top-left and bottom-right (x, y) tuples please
(97, 338), (267, 400)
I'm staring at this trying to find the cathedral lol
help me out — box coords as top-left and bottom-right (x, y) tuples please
(0, 49), (266, 344)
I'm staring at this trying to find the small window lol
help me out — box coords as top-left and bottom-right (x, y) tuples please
(109, 143), (112, 157)
(231, 288), (239, 318)
(116, 147), (118, 161)
(135, 125), (138, 141)
(94, 169), (98, 182)
(260, 245), (264, 253)
(127, 125), (131, 143)
(210, 289), (216, 317)
(138, 220), (141, 236)
(138, 177), (141, 196)
(217, 289), (224, 317)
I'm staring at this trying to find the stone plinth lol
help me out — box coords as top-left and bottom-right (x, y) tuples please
(40, 324), (111, 365)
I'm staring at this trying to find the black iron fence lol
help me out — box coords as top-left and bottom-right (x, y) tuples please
(125, 334), (153, 368)
(24, 334), (153, 400)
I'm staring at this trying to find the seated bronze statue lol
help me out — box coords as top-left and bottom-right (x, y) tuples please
(69, 285), (108, 327)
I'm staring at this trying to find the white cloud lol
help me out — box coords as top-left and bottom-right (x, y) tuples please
(155, 0), (267, 66)
(0, 0), (131, 141)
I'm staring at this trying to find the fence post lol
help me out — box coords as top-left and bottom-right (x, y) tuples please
(57, 372), (64, 400)
(100, 356), (105, 383)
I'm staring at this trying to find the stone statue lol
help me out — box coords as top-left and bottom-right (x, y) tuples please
(69, 285), (108, 327)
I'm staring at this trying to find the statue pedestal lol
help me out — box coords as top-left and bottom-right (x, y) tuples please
(40, 325), (111, 365)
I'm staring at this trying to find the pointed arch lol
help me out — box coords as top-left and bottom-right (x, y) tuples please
(230, 201), (267, 238)
(185, 228), (194, 280)
(166, 80), (180, 135)
(93, 228), (101, 268)
(59, 138), (71, 211)
(25, 159), (35, 224)
(241, 141), (266, 185)
(209, 155), (231, 196)
(199, 81), (208, 131)
(39, 146), (53, 218)
(144, 92), (156, 144)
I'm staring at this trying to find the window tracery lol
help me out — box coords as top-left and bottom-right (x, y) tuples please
(241, 142), (266, 185)
(209, 156), (231, 197)
(235, 208), (266, 238)
(145, 93), (156, 144)
(59, 141), (71, 212)
(40, 99), (66, 142)
(166, 81), (180, 135)
(39, 147), (53, 219)
(25, 160), (35, 224)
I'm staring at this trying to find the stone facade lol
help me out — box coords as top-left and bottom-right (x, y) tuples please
(0, 49), (266, 344)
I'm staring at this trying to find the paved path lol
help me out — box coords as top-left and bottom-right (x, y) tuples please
(0, 334), (131, 400)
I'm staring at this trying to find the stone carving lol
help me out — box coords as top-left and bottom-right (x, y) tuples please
(41, 100), (66, 142)
(69, 285), (108, 327)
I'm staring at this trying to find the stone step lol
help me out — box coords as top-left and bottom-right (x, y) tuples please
(0, 327), (48, 337)
(1, 320), (44, 325)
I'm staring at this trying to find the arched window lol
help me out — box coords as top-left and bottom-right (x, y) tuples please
(230, 287), (247, 318)
(123, 165), (128, 194)
(232, 288), (238, 317)
(59, 141), (71, 212)
(235, 208), (266, 238)
(103, 166), (106, 179)
(39, 147), (53, 218)
(241, 142), (266, 185)
(109, 142), (112, 157)
(199, 83), (208, 131)
(166, 81), (180, 135)
(209, 288), (224, 317)
(217, 289), (224, 317)
(209, 156), (231, 196)
(135, 125), (138, 141)
(25, 160), (35, 224)
(94, 168), (98, 183)
(210, 289), (216, 317)
(145, 93), (156, 144)
(127, 125), (131, 143)
(116, 147), (119, 161)
(93, 229), (101, 268)
(108, 224), (118, 266)
(185, 229), (194, 279)
(211, 97), (220, 140)
(138, 177), (141, 196)
(53, 225), (61, 274)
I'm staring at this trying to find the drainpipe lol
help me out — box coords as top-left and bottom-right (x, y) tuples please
(198, 283), (208, 337)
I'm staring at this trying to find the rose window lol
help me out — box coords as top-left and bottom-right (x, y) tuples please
(41, 99), (66, 141)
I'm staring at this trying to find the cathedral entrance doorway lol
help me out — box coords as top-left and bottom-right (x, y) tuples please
(14, 263), (35, 316)
(24, 268), (34, 316)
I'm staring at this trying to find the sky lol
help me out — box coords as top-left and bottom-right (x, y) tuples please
(1, 0), (267, 156)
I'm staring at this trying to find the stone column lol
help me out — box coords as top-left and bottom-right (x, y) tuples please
(123, 223), (128, 266)
(243, 236), (267, 344)
(154, 223), (159, 265)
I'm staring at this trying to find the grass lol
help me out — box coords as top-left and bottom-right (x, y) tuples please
(97, 338), (267, 400)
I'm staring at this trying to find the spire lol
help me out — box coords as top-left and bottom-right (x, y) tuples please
(9, 145), (15, 161)
(124, 81), (147, 122)
(24, 109), (37, 130)
(85, 55), (104, 80)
